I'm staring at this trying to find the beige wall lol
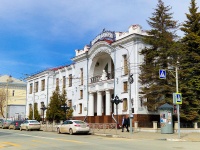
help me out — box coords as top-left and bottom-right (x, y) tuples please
(7, 88), (26, 105)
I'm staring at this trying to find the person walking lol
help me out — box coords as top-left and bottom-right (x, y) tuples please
(121, 116), (126, 132)
(126, 116), (130, 132)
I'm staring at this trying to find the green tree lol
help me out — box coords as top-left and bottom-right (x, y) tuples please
(139, 0), (179, 111)
(66, 108), (73, 120)
(179, 0), (200, 121)
(46, 87), (67, 121)
(28, 103), (41, 121)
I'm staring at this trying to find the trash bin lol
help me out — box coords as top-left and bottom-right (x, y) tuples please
(158, 103), (173, 134)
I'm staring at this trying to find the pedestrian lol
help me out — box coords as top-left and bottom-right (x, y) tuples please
(125, 116), (130, 132)
(121, 116), (126, 132)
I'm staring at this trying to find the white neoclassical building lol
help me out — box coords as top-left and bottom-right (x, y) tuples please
(26, 25), (156, 123)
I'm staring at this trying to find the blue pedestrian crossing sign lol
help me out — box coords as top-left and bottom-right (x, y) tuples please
(159, 69), (166, 79)
(173, 93), (182, 104)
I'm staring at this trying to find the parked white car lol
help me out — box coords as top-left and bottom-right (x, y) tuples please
(57, 120), (90, 135)
(20, 120), (41, 131)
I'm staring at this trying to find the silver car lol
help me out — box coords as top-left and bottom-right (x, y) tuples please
(20, 120), (41, 131)
(0, 120), (12, 129)
(57, 120), (90, 135)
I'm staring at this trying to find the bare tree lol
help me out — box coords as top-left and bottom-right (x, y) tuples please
(0, 89), (6, 118)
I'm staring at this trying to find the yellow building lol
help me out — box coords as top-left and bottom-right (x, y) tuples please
(0, 75), (26, 120)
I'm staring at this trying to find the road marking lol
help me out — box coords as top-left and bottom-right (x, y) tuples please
(0, 142), (20, 148)
(16, 133), (87, 144)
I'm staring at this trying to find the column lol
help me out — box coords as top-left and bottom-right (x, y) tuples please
(105, 90), (111, 115)
(97, 91), (102, 116)
(88, 92), (94, 116)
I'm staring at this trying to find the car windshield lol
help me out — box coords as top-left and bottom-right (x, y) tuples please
(30, 121), (39, 123)
(74, 121), (85, 124)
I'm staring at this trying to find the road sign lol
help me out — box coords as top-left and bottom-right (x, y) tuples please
(159, 69), (166, 79)
(173, 93), (182, 104)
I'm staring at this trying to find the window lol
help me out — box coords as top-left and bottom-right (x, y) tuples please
(41, 79), (45, 91)
(56, 78), (59, 88)
(69, 74), (72, 87)
(29, 104), (32, 115)
(123, 55), (128, 75)
(123, 81), (128, 93)
(63, 76), (66, 88)
(12, 90), (15, 96)
(34, 102), (38, 110)
(68, 100), (72, 108)
(29, 83), (33, 94)
(80, 68), (83, 85)
(35, 82), (38, 93)
(80, 90), (83, 99)
(40, 102), (44, 116)
(79, 103), (82, 114)
(123, 98), (128, 111)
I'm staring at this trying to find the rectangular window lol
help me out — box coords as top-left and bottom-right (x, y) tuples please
(80, 68), (83, 85)
(63, 76), (66, 88)
(123, 81), (128, 93)
(35, 82), (38, 93)
(79, 103), (82, 114)
(80, 90), (83, 99)
(56, 78), (59, 88)
(69, 74), (72, 87)
(12, 90), (15, 96)
(123, 55), (128, 75)
(40, 102), (44, 116)
(68, 100), (72, 108)
(123, 98), (128, 111)
(34, 102), (38, 110)
(29, 104), (32, 115)
(29, 83), (33, 94)
(41, 79), (45, 91)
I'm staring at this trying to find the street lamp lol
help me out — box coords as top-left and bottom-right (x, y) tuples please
(61, 103), (70, 120)
(169, 65), (180, 139)
(40, 104), (47, 124)
(111, 95), (123, 129)
(118, 45), (134, 134)
(5, 75), (13, 120)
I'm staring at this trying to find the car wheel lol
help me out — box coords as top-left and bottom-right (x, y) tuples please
(57, 128), (61, 134)
(26, 127), (29, 131)
(69, 128), (73, 135)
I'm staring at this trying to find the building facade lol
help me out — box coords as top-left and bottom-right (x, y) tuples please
(26, 25), (158, 123)
(0, 75), (26, 120)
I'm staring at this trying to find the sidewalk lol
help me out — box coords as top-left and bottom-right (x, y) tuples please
(91, 129), (200, 142)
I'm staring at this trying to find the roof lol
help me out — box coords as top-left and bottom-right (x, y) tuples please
(0, 75), (25, 85)
(158, 103), (173, 110)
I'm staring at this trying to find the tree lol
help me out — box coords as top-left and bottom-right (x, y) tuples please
(46, 87), (67, 121)
(179, 0), (200, 121)
(139, 0), (179, 111)
(0, 89), (6, 118)
(28, 103), (41, 121)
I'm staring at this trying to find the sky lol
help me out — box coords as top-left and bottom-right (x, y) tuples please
(0, 0), (199, 80)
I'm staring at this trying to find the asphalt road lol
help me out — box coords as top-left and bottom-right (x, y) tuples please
(0, 129), (200, 150)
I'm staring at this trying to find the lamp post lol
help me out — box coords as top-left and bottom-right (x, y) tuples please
(167, 65), (180, 139)
(111, 95), (123, 128)
(118, 45), (134, 134)
(61, 103), (70, 120)
(5, 75), (13, 120)
(40, 104), (47, 123)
